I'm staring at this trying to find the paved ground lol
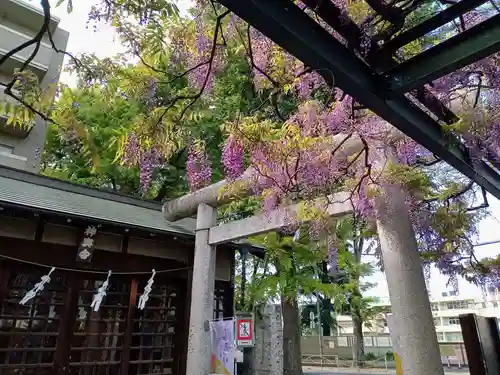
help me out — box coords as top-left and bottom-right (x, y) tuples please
(304, 373), (468, 375)
(303, 366), (469, 375)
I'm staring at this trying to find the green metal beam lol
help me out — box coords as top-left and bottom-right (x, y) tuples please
(377, 0), (489, 57)
(386, 13), (500, 93)
(302, 0), (458, 123)
(218, 0), (500, 201)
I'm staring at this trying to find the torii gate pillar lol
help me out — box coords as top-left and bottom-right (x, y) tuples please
(186, 203), (217, 375)
(166, 161), (445, 375)
(375, 185), (444, 375)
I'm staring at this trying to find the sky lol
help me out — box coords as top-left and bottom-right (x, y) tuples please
(364, 192), (500, 300)
(38, 0), (500, 300)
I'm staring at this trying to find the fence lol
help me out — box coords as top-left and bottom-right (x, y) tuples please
(302, 354), (392, 369)
(301, 335), (468, 368)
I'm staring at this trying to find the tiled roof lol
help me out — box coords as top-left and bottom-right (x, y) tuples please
(0, 166), (196, 235)
(0, 166), (266, 257)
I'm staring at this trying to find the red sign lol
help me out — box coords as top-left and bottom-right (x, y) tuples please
(236, 316), (254, 347)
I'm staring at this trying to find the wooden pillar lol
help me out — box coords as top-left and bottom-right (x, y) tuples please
(185, 203), (217, 375)
(224, 251), (236, 318)
(0, 261), (11, 310)
(178, 270), (193, 375)
(120, 278), (138, 375)
(54, 273), (79, 375)
(460, 313), (500, 375)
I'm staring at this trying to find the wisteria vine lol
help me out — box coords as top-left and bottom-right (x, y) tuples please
(2, 0), (500, 289)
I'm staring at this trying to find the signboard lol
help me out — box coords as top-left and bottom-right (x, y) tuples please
(76, 225), (98, 263)
(209, 319), (235, 375)
(236, 313), (254, 347)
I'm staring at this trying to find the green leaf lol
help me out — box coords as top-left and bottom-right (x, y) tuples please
(3, 102), (10, 115)
(66, 0), (73, 14)
(55, 0), (65, 7)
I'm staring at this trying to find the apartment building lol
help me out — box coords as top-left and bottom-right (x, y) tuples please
(0, 0), (69, 171)
(335, 287), (500, 343)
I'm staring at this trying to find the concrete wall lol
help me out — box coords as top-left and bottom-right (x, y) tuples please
(301, 335), (392, 360)
(0, 0), (69, 172)
(301, 335), (469, 366)
(0, 0), (61, 36)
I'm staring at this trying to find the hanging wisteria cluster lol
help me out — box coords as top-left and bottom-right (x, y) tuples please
(187, 140), (212, 191)
(34, 0), (500, 289)
(173, 0), (500, 288)
(221, 135), (245, 181)
(122, 133), (164, 192)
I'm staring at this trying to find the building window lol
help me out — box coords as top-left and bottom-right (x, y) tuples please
(445, 332), (463, 342)
(445, 317), (460, 325)
(446, 300), (469, 310)
(431, 303), (439, 311)
(437, 332), (445, 342)
(433, 318), (441, 326)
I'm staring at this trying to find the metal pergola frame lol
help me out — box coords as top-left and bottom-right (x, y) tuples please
(218, 0), (500, 200)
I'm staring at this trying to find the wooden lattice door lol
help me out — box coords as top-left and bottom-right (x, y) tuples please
(67, 275), (130, 375)
(66, 275), (186, 375)
(0, 265), (70, 375)
(0, 262), (188, 375)
(0, 259), (233, 375)
(128, 279), (184, 375)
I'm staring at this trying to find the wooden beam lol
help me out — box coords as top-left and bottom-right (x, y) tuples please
(208, 192), (353, 245)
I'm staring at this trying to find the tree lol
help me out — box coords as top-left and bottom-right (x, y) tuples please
(42, 25), (261, 200)
(245, 232), (345, 375)
(2, 0), (498, 289)
(2, 2), (500, 375)
(42, 86), (141, 193)
(338, 255), (387, 365)
(42, 84), (193, 199)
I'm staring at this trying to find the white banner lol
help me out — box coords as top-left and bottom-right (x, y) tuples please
(209, 319), (235, 375)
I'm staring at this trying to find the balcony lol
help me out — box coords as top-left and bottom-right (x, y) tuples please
(0, 150), (27, 169)
(0, 118), (32, 138)
(0, 24), (52, 76)
(0, 0), (61, 35)
(0, 84), (33, 138)
(0, 83), (17, 106)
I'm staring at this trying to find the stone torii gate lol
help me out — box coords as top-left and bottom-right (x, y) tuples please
(163, 136), (445, 375)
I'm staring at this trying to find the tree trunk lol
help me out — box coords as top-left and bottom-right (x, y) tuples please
(351, 311), (365, 367)
(352, 233), (365, 367)
(321, 298), (332, 336)
(281, 297), (303, 375)
(240, 250), (247, 309)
